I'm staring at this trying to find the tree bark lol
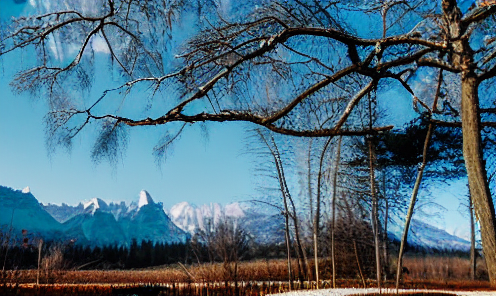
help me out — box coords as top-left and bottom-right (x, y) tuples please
(395, 123), (434, 289)
(353, 239), (366, 288)
(461, 75), (496, 283)
(382, 194), (389, 280)
(288, 190), (309, 282)
(368, 139), (381, 289)
(469, 191), (476, 281)
(331, 136), (342, 288)
(314, 137), (333, 289)
(284, 209), (292, 291)
(307, 140), (314, 281)
(441, 0), (496, 283)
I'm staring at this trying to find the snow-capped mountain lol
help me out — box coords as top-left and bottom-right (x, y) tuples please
(167, 201), (284, 244)
(118, 190), (188, 245)
(168, 202), (242, 233)
(44, 199), (129, 223)
(1, 185), (470, 251)
(0, 186), (188, 247)
(84, 197), (110, 214)
(388, 219), (470, 252)
(0, 186), (63, 239)
(168, 201), (471, 252)
(62, 190), (189, 246)
(63, 208), (127, 246)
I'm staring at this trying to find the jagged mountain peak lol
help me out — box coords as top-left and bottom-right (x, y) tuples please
(83, 197), (109, 213)
(139, 190), (154, 208)
(22, 186), (30, 194)
(41, 189), (187, 246)
(168, 202), (248, 235)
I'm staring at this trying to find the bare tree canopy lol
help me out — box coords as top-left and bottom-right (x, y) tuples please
(4, 0), (496, 283)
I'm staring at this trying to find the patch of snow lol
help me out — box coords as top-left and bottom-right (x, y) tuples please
(225, 202), (245, 218)
(83, 197), (109, 215)
(169, 201), (192, 218)
(268, 288), (495, 296)
(139, 190), (154, 208)
(22, 186), (30, 194)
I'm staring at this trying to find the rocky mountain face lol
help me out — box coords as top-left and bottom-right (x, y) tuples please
(166, 201), (285, 245)
(0, 186), (188, 247)
(0, 186), (63, 240)
(167, 202), (471, 252)
(388, 219), (471, 252)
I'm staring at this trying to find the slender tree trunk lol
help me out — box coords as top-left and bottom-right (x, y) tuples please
(284, 211), (292, 291)
(289, 192), (308, 282)
(368, 139), (381, 289)
(314, 137), (333, 288)
(37, 239), (43, 286)
(382, 187), (389, 280)
(331, 136), (342, 288)
(263, 134), (293, 290)
(353, 239), (366, 288)
(2, 209), (15, 273)
(263, 132), (308, 282)
(469, 191), (476, 281)
(308, 139), (314, 222)
(461, 75), (496, 283)
(278, 155), (293, 291)
(278, 140), (307, 282)
(395, 123), (434, 289)
(307, 140), (314, 281)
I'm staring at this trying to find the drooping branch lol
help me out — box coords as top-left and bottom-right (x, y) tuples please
(1, 1), (115, 56)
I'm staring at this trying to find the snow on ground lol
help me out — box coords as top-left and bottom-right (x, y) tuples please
(269, 288), (496, 295)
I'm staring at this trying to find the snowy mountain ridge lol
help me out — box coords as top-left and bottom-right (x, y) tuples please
(0, 186), (188, 247)
(0, 185), (471, 251)
(168, 201), (471, 252)
(167, 201), (245, 234)
(388, 218), (471, 252)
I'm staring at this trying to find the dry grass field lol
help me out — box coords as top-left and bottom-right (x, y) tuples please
(0, 256), (493, 289)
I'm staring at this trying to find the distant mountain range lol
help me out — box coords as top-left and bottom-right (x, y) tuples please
(0, 186), (188, 246)
(0, 185), (471, 252)
(166, 201), (285, 244)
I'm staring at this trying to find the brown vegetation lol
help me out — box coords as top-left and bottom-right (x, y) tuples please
(0, 256), (495, 295)
(0, 256), (492, 287)
(402, 256), (488, 282)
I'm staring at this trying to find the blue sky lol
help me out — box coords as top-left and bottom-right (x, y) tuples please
(0, 61), (257, 209)
(0, 0), (258, 208)
(0, 0), (475, 239)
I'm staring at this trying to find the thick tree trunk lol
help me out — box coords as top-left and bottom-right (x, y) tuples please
(442, 0), (496, 283)
(461, 75), (496, 283)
